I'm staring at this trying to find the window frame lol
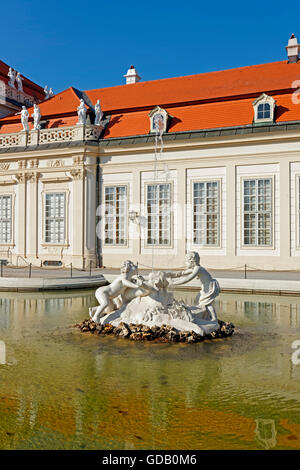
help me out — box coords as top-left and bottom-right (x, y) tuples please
(0, 194), (13, 245)
(149, 106), (169, 134)
(144, 181), (173, 248)
(43, 192), (67, 245)
(103, 184), (129, 247)
(191, 178), (221, 248)
(241, 176), (274, 249)
(252, 93), (276, 125)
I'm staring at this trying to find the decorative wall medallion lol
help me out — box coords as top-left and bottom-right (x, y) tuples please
(0, 162), (10, 171)
(49, 159), (64, 168)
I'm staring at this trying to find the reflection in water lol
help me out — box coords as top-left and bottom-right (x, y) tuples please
(0, 290), (299, 450)
(255, 419), (277, 450)
(0, 340), (5, 365)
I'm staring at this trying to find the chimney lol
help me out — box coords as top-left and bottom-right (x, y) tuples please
(124, 65), (141, 84)
(286, 34), (300, 63)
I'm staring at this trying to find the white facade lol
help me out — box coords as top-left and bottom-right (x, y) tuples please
(0, 114), (300, 270)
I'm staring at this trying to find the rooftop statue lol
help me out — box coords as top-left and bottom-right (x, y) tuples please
(77, 99), (87, 125)
(49, 88), (54, 98)
(32, 104), (41, 130)
(21, 106), (29, 132)
(44, 86), (49, 100)
(88, 253), (221, 337)
(8, 68), (16, 88)
(94, 99), (103, 126)
(16, 72), (23, 92)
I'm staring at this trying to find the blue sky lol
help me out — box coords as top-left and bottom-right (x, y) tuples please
(1, 0), (299, 93)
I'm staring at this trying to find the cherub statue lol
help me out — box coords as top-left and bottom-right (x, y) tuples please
(32, 104), (41, 130)
(90, 260), (144, 323)
(94, 99), (103, 126)
(21, 106), (29, 132)
(77, 99), (87, 125)
(16, 72), (23, 92)
(168, 251), (220, 321)
(8, 68), (16, 88)
(49, 88), (54, 98)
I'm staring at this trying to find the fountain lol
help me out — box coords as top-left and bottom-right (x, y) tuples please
(77, 252), (235, 342)
(77, 117), (234, 342)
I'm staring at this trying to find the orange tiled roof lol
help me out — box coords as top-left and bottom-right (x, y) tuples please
(0, 60), (45, 101)
(1, 60), (300, 137)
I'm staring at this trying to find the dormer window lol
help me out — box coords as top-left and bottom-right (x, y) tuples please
(253, 94), (276, 124)
(149, 106), (169, 134)
(257, 103), (271, 120)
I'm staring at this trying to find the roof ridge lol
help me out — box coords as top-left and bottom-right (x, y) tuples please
(84, 60), (288, 94)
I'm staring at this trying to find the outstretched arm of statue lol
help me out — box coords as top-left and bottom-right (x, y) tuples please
(169, 267), (199, 286)
(165, 270), (184, 279)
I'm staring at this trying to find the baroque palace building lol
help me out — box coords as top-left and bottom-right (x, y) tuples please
(1, 36), (300, 270)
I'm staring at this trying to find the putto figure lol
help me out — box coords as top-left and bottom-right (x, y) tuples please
(170, 251), (220, 321)
(94, 99), (103, 126)
(8, 68), (16, 88)
(21, 106), (29, 132)
(16, 72), (23, 92)
(90, 260), (143, 323)
(77, 99), (87, 125)
(32, 104), (41, 130)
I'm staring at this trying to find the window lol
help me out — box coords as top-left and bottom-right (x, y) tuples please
(243, 178), (272, 246)
(104, 186), (127, 245)
(252, 93), (275, 124)
(193, 181), (220, 246)
(149, 106), (168, 134)
(45, 193), (65, 244)
(257, 103), (270, 120)
(0, 195), (12, 243)
(147, 183), (171, 246)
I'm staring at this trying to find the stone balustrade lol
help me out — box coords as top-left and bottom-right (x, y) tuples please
(0, 124), (104, 149)
(0, 80), (35, 108)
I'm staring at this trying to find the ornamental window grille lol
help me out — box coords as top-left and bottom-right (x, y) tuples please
(104, 186), (127, 245)
(45, 193), (65, 244)
(193, 181), (220, 246)
(0, 195), (12, 243)
(147, 183), (171, 246)
(243, 178), (272, 246)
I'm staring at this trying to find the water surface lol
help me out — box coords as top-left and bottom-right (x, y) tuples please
(0, 290), (299, 450)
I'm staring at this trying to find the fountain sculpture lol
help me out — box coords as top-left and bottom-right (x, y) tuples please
(79, 252), (234, 342)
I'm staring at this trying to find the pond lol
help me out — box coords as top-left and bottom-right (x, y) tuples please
(0, 289), (299, 450)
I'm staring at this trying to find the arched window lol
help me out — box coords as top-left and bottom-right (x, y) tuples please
(253, 94), (275, 124)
